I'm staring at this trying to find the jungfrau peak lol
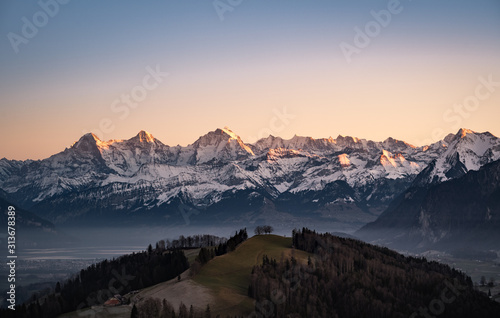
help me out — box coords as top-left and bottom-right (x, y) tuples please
(192, 127), (239, 147)
(190, 127), (254, 163)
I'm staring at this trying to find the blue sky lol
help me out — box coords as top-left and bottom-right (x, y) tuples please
(1, 0), (500, 159)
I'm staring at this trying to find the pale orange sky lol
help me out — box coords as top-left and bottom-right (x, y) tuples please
(1, 1), (500, 160)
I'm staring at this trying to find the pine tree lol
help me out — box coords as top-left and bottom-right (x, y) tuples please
(131, 304), (138, 318)
(55, 282), (61, 293)
(205, 304), (211, 318)
(179, 302), (188, 318)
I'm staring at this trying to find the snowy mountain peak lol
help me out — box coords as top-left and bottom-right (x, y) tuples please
(335, 135), (361, 146)
(336, 135), (358, 142)
(448, 129), (497, 156)
(195, 128), (241, 147)
(252, 135), (285, 152)
(444, 128), (479, 145)
(71, 133), (101, 150)
(190, 128), (254, 163)
(383, 137), (416, 150)
(289, 135), (315, 145)
(3, 127), (500, 225)
(135, 130), (156, 143)
(82, 133), (101, 142)
(412, 129), (500, 186)
(457, 128), (475, 139)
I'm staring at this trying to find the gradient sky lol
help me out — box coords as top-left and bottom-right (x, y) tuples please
(1, 0), (500, 160)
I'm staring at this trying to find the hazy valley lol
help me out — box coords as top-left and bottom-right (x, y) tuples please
(1, 127), (500, 316)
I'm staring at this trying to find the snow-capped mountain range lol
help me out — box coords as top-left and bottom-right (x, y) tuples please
(1, 127), (499, 227)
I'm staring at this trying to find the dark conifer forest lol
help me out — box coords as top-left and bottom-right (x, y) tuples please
(1, 247), (188, 317)
(247, 228), (500, 317)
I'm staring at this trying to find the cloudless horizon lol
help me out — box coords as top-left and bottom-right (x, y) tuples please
(1, 0), (500, 160)
(5, 125), (499, 161)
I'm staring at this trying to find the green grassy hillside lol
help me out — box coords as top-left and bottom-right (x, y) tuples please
(58, 235), (308, 317)
(193, 234), (311, 315)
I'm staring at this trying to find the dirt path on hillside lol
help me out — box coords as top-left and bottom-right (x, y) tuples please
(132, 270), (214, 311)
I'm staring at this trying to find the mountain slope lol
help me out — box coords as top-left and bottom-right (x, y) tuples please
(0, 128), (497, 226)
(356, 159), (500, 251)
(412, 129), (500, 186)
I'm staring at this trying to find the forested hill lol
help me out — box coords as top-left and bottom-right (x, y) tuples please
(1, 249), (189, 318)
(0, 230), (249, 318)
(3, 228), (499, 317)
(248, 228), (500, 318)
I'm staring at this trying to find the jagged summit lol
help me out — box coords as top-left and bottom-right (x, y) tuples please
(131, 130), (156, 143)
(194, 127), (241, 147)
(71, 133), (102, 151)
(189, 127), (254, 163)
(382, 137), (416, 149)
(79, 132), (101, 142)
(1, 127), (499, 226)
(445, 128), (485, 144)
(71, 128), (493, 153)
(336, 135), (360, 143)
(412, 128), (500, 186)
(457, 128), (475, 138)
(194, 127), (246, 144)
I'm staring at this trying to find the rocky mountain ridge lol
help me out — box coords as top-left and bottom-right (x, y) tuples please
(1, 127), (498, 227)
(356, 158), (500, 251)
